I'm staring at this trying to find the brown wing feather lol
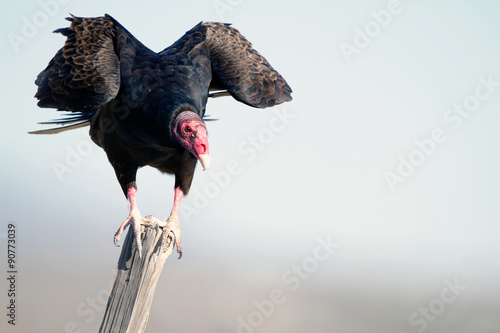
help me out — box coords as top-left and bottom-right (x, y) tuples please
(162, 22), (292, 109)
(204, 22), (292, 108)
(34, 15), (120, 113)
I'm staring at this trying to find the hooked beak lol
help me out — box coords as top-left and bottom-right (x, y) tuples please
(193, 131), (210, 170)
(198, 154), (210, 171)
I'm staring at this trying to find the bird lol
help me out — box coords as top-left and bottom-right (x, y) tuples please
(31, 14), (292, 258)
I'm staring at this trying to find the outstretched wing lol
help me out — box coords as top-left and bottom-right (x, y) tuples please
(32, 15), (121, 133)
(162, 22), (292, 109)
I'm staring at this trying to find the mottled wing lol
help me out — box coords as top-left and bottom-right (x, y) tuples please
(206, 23), (292, 108)
(163, 22), (292, 109)
(34, 15), (120, 115)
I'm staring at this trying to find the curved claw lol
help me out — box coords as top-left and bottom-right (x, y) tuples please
(114, 217), (130, 247)
(114, 210), (143, 258)
(161, 218), (182, 259)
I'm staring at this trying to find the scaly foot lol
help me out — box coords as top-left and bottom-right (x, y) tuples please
(162, 217), (182, 259)
(114, 207), (145, 257)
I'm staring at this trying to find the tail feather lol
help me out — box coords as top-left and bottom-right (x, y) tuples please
(202, 114), (219, 122)
(29, 120), (90, 134)
(28, 112), (92, 134)
(37, 113), (93, 125)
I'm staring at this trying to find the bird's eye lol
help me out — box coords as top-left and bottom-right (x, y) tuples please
(184, 126), (191, 133)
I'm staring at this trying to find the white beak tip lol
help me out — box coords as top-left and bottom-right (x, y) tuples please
(198, 154), (210, 171)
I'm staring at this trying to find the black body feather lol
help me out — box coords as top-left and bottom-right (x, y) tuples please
(33, 14), (292, 196)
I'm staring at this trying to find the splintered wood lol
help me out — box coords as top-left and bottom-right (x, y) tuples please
(99, 216), (173, 333)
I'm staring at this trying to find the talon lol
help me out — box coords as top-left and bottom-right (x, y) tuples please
(161, 218), (182, 258)
(113, 194), (143, 257)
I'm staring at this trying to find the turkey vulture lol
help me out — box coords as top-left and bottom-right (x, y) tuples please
(31, 14), (292, 258)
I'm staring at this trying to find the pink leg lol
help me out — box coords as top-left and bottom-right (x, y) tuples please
(162, 186), (184, 258)
(114, 186), (144, 257)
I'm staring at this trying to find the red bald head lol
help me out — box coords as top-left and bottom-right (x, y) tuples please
(172, 111), (210, 170)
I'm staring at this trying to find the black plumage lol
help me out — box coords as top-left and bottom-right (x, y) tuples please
(32, 14), (292, 256)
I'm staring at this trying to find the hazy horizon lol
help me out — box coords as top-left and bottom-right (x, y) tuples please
(1, 1), (500, 332)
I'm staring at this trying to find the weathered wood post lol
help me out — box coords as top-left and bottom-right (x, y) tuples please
(99, 216), (174, 333)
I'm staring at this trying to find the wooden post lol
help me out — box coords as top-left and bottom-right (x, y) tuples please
(99, 216), (174, 333)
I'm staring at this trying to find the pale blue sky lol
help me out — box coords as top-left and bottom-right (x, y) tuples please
(1, 1), (500, 332)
